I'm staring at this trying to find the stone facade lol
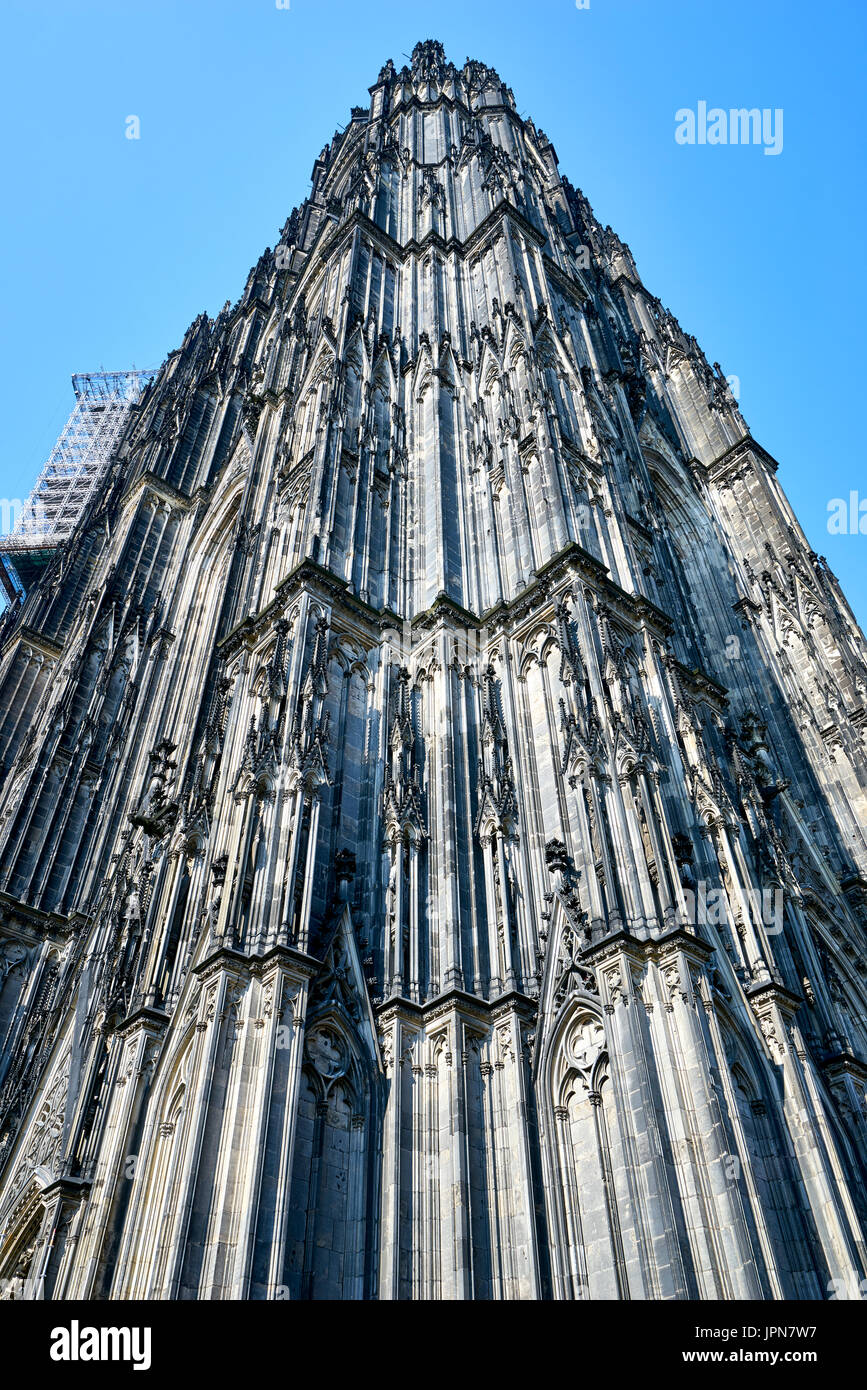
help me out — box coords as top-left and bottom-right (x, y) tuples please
(0, 40), (866, 1301)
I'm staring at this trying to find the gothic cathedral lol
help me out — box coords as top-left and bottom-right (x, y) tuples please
(1, 42), (866, 1301)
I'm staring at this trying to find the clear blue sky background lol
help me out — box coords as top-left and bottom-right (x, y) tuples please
(2, 0), (865, 624)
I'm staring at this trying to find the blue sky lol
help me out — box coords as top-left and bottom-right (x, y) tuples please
(2, 0), (865, 624)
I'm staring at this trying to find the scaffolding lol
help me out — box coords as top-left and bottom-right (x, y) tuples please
(1, 368), (156, 600)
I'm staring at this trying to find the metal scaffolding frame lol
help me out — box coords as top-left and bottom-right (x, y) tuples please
(5, 369), (156, 553)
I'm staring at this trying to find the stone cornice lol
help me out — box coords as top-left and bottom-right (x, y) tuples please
(463, 200), (546, 256)
(745, 978), (803, 1013)
(820, 1050), (867, 1083)
(582, 925), (715, 970)
(0, 890), (78, 940)
(581, 928), (650, 969)
(119, 470), (193, 516)
(310, 200), (547, 289)
(215, 542), (689, 663)
(624, 512), (654, 542)
(193, 941), (321, 983)
(411, 591), (481, 634)
(704, 435), (780, 487)
(668, 656), (729, 709)
(542, 252), (591, 306)
(733, 596), (763, 624)
(218, 559), (393, 659)
(115, 1005), (170, 1039)
(316, 209), (404, 271)
(375, 986), (537, 1030)
(484, 541), (676, 643)
(40, 1175), (91, 1204)
(1, 626), (64, 663)
(606, 271), (644, 296)
(386, 89), (524, 130)
(277, 559), (393, 633)
(651, 926), (716, 963)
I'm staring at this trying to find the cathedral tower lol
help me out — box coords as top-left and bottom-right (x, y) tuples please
(0, 40), (866, 1301)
